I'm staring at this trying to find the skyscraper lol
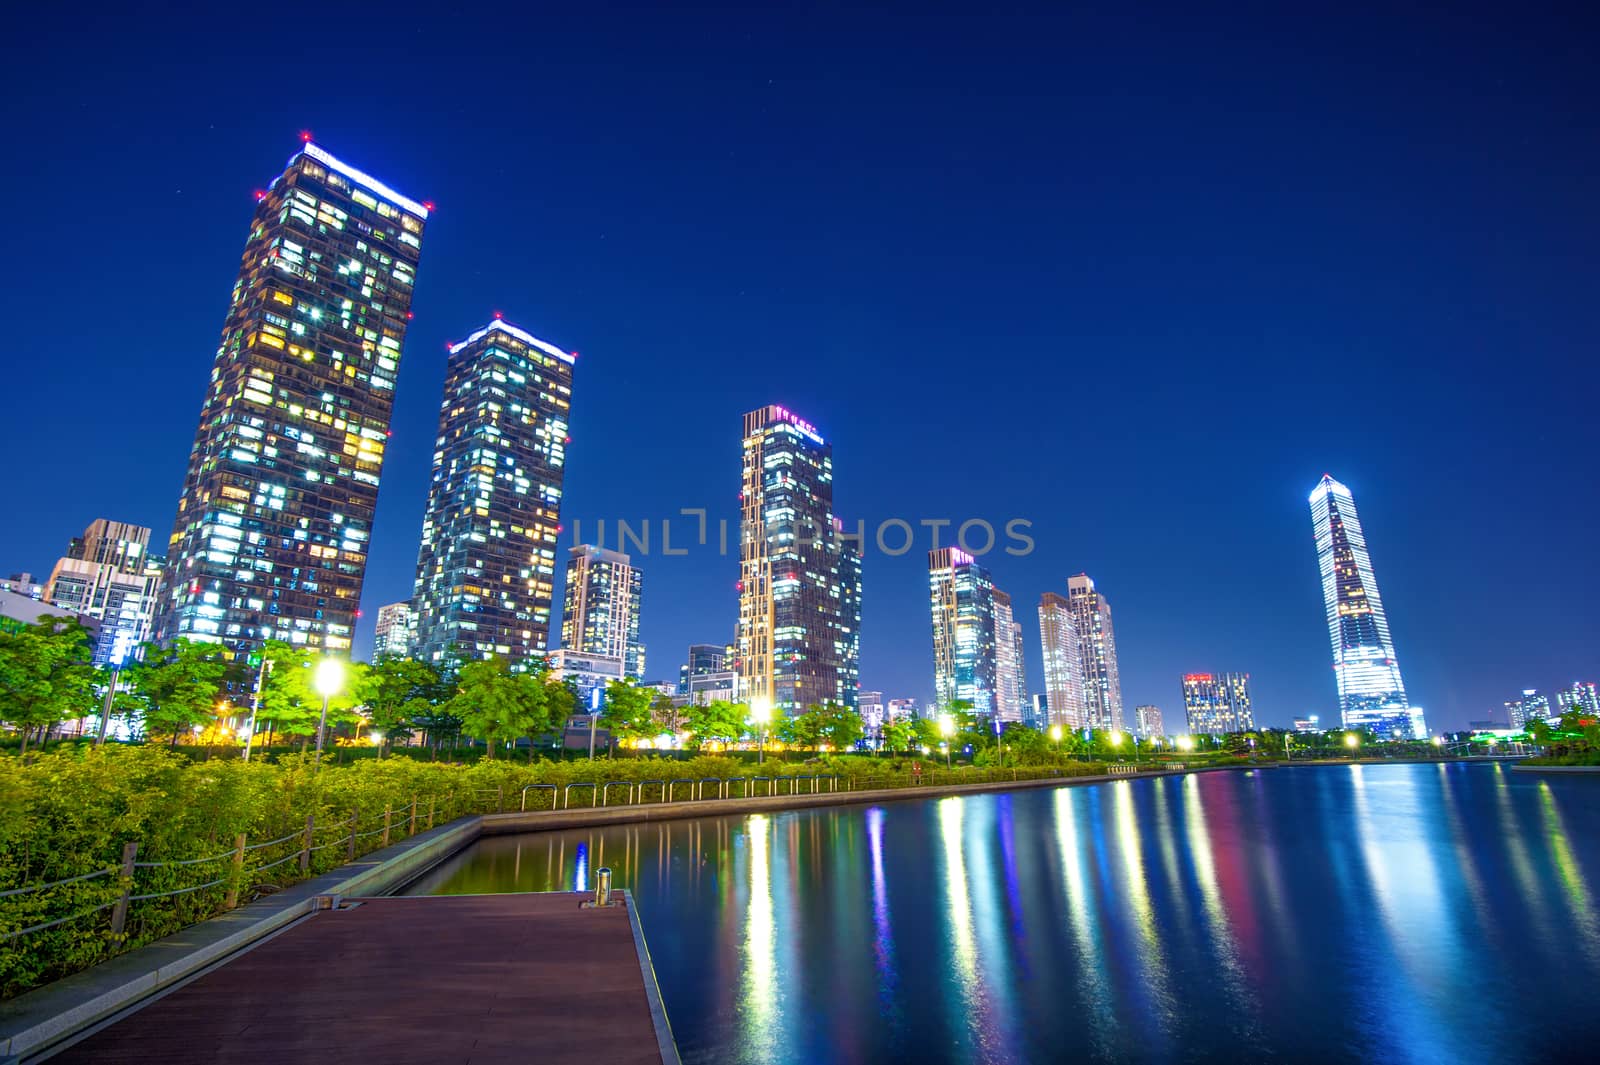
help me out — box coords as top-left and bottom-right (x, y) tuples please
(928, 547), (998, 716)
(1553, 681), (1599, 717)
(1134, 704), (1165, 738)
(1182, 673), (1254, 734)
(991, 589), (1027, 723)
(736, 405), (861, 713)
(1038, 591), (1088, 728)
(411, 318), (574, 666)
(1067, 574), (1124, 731)
(561, 545), (644, 679)
(157, 141), (428, 655)
(1309, 475), (1422, 738)
(371, 601), (413, 659)
(44, 520), (164, 665)
(1505, 689), (1551, 729)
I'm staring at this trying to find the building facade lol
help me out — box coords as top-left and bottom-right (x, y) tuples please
(1038, 591), (1088, 728)
(736, 405), (861, 713)
(991, 589), (1027, 723)
(561, 545), (644, 679)
(678, 643), (729, 694)
(547, 648), (624, 712)
(44, 520), (164, 666)
(1182, 672), (1255, 734)
(1552, 681), (1599, 717)
(1309, 475), (1423, 739)
(157, 141), (428, 655)
(1067, 574), (1124, 732)
(1505, 689), (1552, 729)
(1134, 704), (1165, 738)
(887, 697), (920, 722)
(859, 691), (886, 733)
(928, 547), (997, 716)
(410, 319), (574, 666)
(371, 601), (413, 659)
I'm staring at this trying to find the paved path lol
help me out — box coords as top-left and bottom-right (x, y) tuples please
(51, 893), (672, 1065)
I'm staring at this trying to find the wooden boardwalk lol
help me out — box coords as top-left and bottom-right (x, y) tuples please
(52, 892), (675, 1065)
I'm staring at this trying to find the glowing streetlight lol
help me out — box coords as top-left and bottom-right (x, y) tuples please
(1049, 723), (1062, 754)
(313, 657), (345, 768)
(939, 714), (954, 768)
(1176, 735), (1194, 751)
(751, 695), (772, 765)
(1110, 731), (1125, 747)
(1344, 733), (1360, 752)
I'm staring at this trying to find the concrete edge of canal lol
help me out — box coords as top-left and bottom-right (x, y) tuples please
(0, 756), (1518, 1061)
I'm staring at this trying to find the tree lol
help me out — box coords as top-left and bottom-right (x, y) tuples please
(600, 680), (656, 755)
(124, 638), (228, 747)
(814, 702), (863, 751)
(365, 657), (439, 757)
(256, 642), (369, 748)
(0, 615), (96, 753)
(881, 717), (917, 754)
(448, 658), (549, 759)
(684, 699), (746, 750)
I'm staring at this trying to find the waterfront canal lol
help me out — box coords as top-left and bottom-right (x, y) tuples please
(407, 763), (1600, 1063)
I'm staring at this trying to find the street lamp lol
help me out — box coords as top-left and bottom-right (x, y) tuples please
(1344, 732), (1360, 753)
(1049, 723), (1062, 756)
(1177, 734), (1194, 752)
(751, 695), (772, 765)
(939, 713), (954, 768)
(313, 657), (345, 768)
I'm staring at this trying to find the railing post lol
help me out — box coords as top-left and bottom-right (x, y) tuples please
(109, 841), (139, 939)
(382, 804), (392, 847)
(223, 833), (246, 910)
(409, 796), (419, 835)
(300, 814), (314, 875)
(347, 812), (358, 862)
(428, 796), (436, 829)
(497, 784), (505, 813)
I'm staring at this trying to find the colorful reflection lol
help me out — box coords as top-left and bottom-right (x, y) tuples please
(411, 765), (1600, 1064)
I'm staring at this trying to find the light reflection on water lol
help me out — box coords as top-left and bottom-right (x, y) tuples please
(408, 764), (1600, 1063)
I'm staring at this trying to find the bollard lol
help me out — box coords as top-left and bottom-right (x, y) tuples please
(596, 867), (612, 906)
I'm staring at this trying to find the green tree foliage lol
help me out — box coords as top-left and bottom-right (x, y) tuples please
(0, 616), (96, 753)
(364, 657), (439, 756)
(124, 638), (228, 748)
(684, 699), (746, 750)
(448, 658), (550, 759)
(880, 717), (917, 753)
(257, 642), (369, 745)
(600, 680), (656, 754)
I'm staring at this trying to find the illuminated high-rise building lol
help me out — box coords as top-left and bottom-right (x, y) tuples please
(411, 318), (574, 666)
(1553, 681), (1599, 717)
(1134, 704), (1165, 737)
(1505, 689), (1551, 729)
(45, 520), (164, 666)
(1309, 475), (1422, 739)
(928, 547), (998, 716)
(991, 589), (1027, 723)
(1182, 672), (1254, 734)
(561, 545), (644, 679)
(1038, 591), (1088, 728)
(156, 141), (429, 654)
(1067, 574), (1124, 731)
(371, 601), (413, 659)
(736, 405), (861, 713)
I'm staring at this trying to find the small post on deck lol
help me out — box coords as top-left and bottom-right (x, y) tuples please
(596, 867), (612, 907)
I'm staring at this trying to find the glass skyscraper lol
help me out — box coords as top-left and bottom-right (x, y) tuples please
(411, 318), (573, 666)
(1067, 574), (1124, 732)
(991, 589), (1027, 723)
(561, 545), (644, 679)
(1309, 474), (1422, 738)
(736, 405), (861, 713)
(928, 547), (998, 716)
(1038, 591), (1088, 728)
(1181, 672), (1254, 734)
(156, 141), (428, 654)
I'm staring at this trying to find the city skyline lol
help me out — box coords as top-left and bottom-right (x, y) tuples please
(3, 9), (1597, 730)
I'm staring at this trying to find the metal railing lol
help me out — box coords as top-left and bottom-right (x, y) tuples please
(521, 784), (557, 811)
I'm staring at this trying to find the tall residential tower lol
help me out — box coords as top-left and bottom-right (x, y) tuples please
(561, 545), (644, 679)
(157, 142), (428, 654)
(928, 547), (999, 716)
(1067, 574), (1124, 731)
(411, 319), (574, 666)
(1038, 591), (1088, 728)
(736, 405), (861, 713)
(1309, 475), (1421, 738)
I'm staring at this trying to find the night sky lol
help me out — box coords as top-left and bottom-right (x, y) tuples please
(3, 6), (1595, 730)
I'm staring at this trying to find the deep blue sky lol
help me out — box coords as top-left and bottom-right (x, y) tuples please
(3, 5), (1596, 730)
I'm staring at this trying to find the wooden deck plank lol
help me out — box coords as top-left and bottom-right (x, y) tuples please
(53, 893), (667, 1065)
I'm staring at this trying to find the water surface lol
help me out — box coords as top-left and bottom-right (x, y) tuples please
(409, 763), (1600, 1063)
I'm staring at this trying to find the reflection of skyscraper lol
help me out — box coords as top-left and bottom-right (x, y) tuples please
(1067, 574), (1123, 731)
(929, 548), (997, 715)
(992, 589), (1027, 723)
(736, 405), (861, 712)
(157, 141), (428, 654)
(1181, 673), (1254, 734)
(411, 318), (574, 666)
(561, 545), (644, 679)
(1309, 475), (1422, 738)
(1038, 592), (1087, 728)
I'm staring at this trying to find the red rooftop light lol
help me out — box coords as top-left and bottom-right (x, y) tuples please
(300, 130), (313, 142)
(423, 200), (436, 211)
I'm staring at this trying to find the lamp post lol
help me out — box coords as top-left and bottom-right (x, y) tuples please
(1050, 723), (1062, 757)
(939, 713), (954, 769)
(1344, 732), (1360, 756)
(242, 655), (273, 763)
(751, 695), (772, 765)
(313, 657), (345, 769)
